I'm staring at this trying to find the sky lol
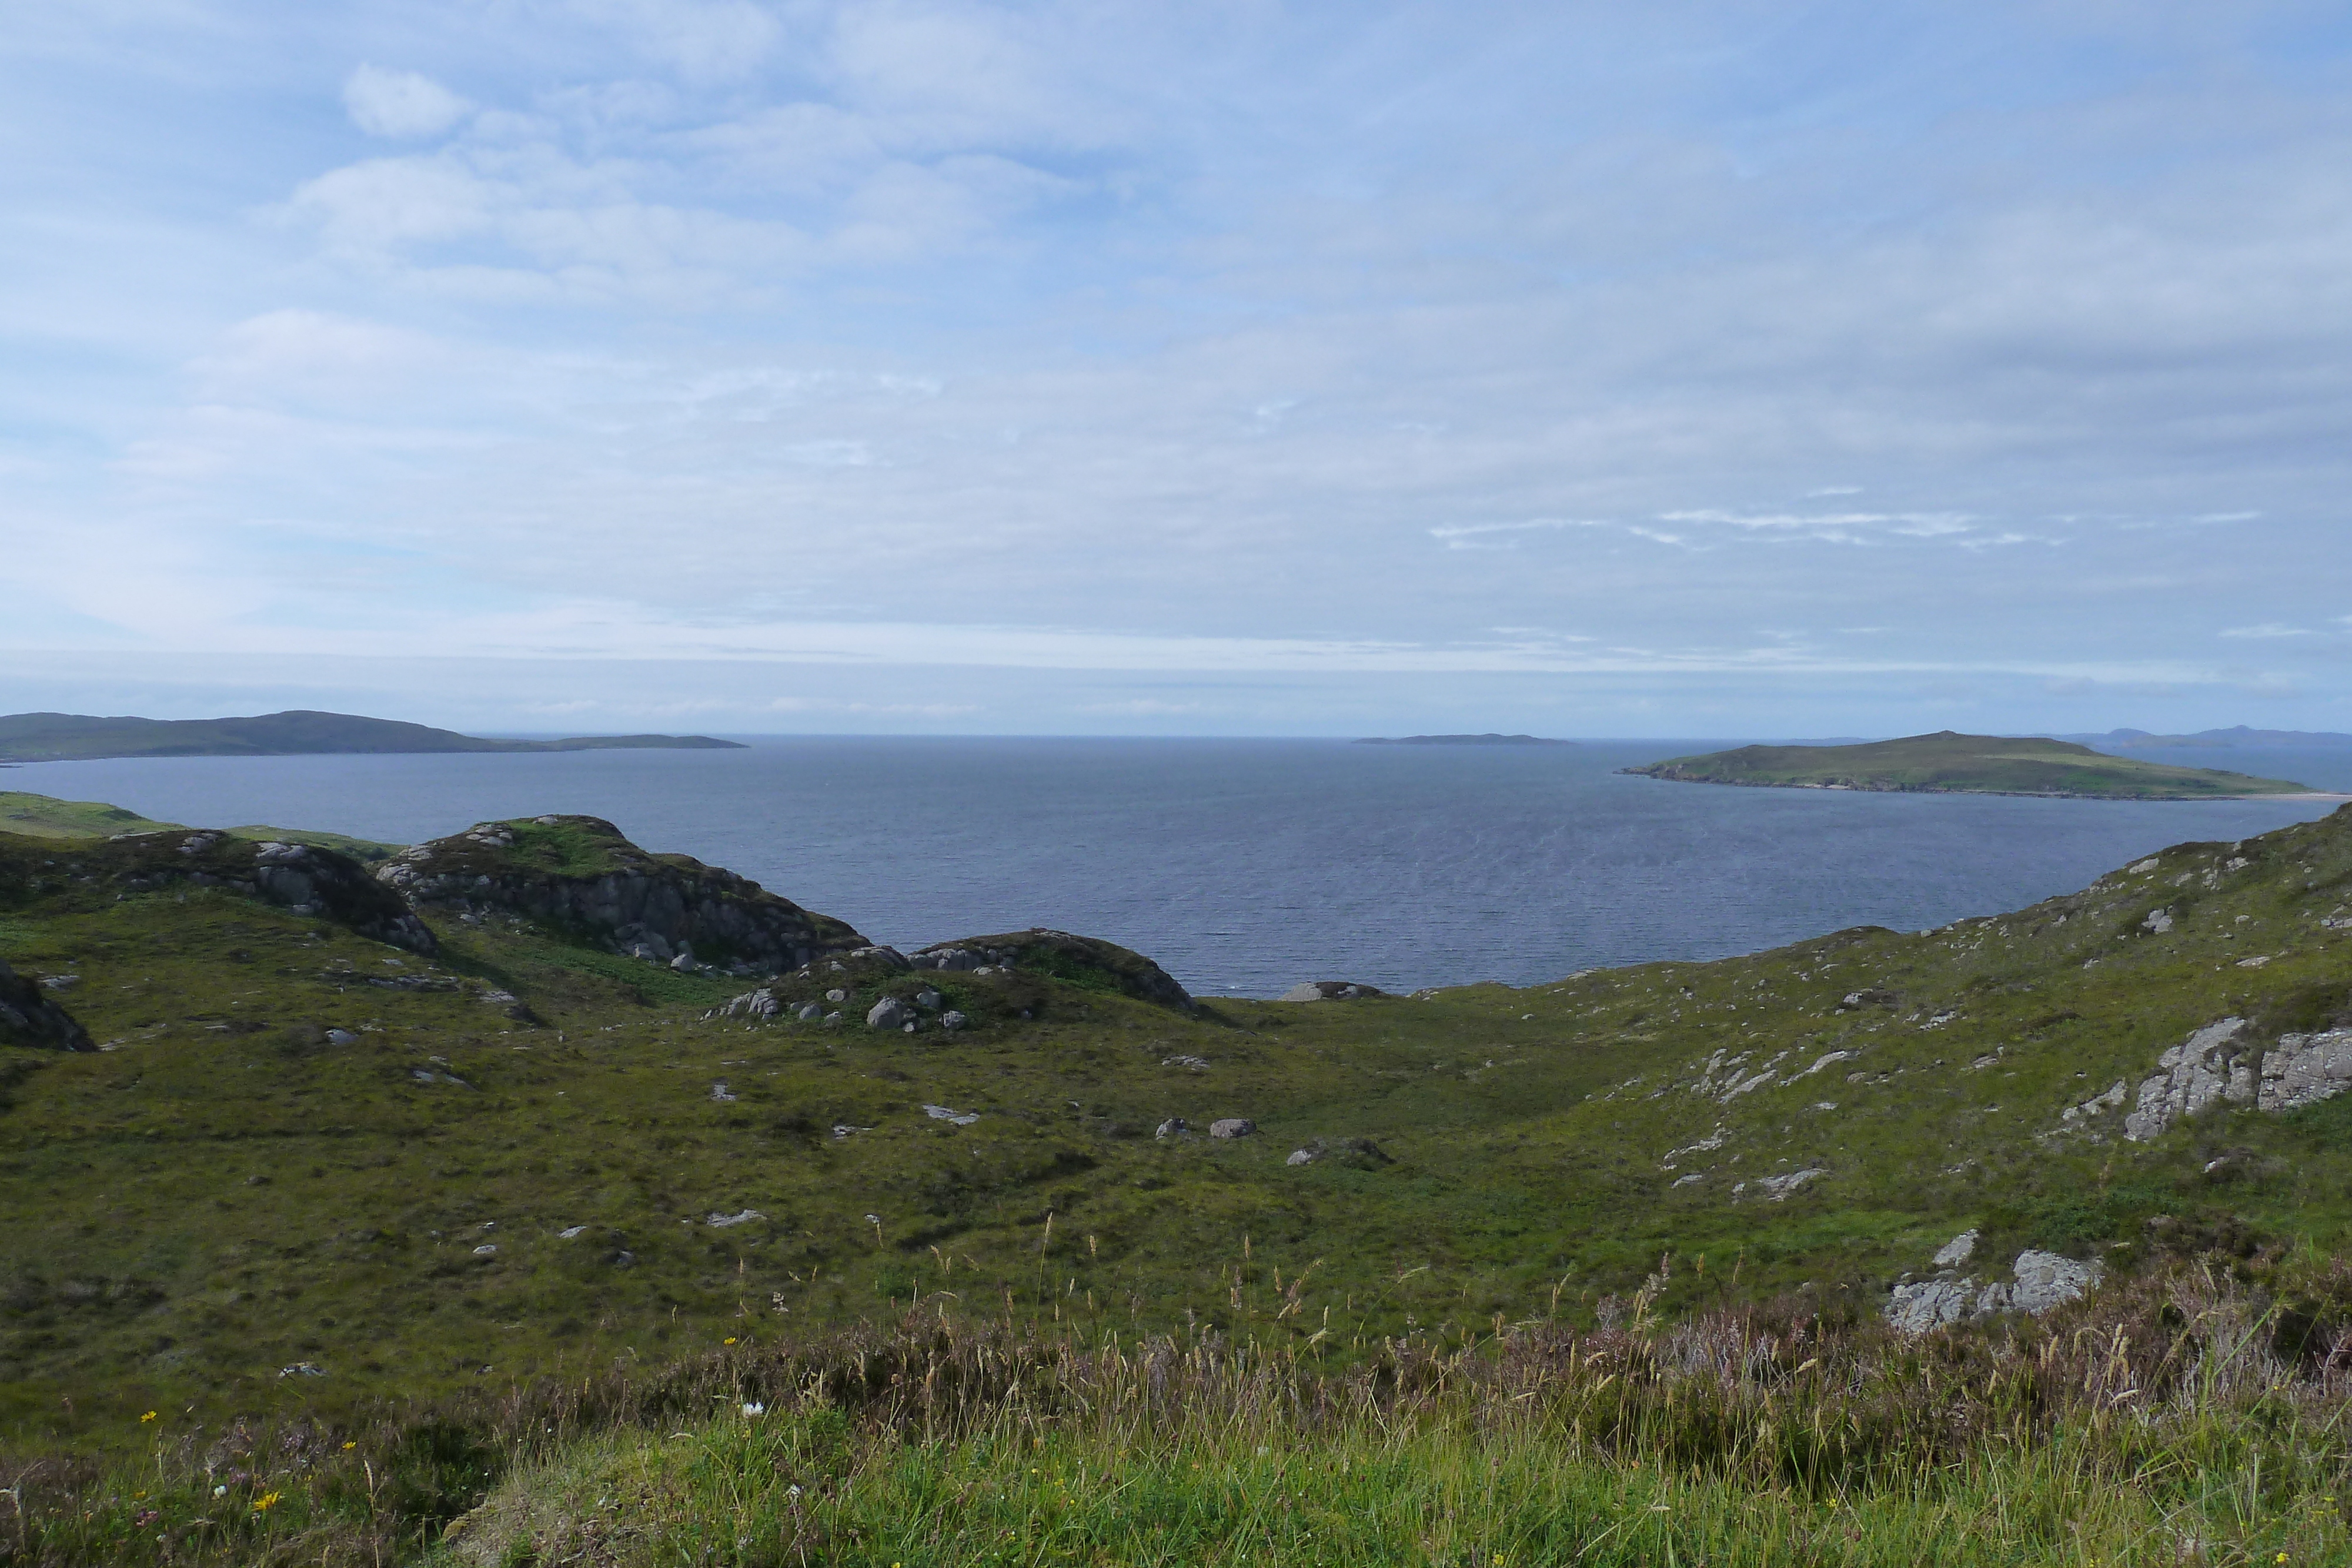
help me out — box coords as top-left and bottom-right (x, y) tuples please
(2, 1), (2350, 738)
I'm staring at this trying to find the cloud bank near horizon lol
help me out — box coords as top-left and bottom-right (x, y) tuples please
(2, 2), (2348, 735)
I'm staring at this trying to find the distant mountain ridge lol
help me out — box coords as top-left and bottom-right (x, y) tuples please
(0, 710), (745, 764)
(1354, 733), (1575, 746)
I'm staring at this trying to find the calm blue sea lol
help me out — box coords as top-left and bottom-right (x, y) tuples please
(10, 739), (2348, 998)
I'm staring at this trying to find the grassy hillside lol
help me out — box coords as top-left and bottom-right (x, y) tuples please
(1626, 730), (2314, 798)
(2, 794), (2351, 1454)
(0, 790), (404, 862)
(0, 709), (744, 763)
(7, 797), (2352, 1560)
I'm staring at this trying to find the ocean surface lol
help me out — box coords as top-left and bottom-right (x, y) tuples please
(10, 739), (2349, 999)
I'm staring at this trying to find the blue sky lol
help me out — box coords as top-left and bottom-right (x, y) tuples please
(3, 1), (2349, 737)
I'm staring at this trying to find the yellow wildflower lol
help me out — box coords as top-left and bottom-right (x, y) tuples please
(252, 1491), (282, 1513)
(139, 1411), (157, 1423)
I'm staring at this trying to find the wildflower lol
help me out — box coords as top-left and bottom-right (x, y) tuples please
(212, 1486), (227, 1498)
(342, 1442), (356, 1450)
(139, 1411), (158, 1424)
(252, 1491), (282, 1513)
(724, 1337), (737, 1346)
(742, 1402), (766, 1416)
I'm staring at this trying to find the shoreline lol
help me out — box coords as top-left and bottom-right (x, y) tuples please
(1620, 770), (2349, 803)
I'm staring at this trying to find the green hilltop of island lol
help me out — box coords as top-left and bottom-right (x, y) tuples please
(0, 709), (744, 765)
(1624, 730), (2318, 800)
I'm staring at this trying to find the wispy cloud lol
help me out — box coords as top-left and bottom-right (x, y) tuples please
(2220, 623), (2317, 638)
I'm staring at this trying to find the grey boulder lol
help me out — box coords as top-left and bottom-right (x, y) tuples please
(867, 997), (917, 1031)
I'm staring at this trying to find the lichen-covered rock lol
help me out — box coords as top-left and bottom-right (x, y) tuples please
(1887, 1246), (2102, 1332)
(2259, 1028), (2352, 1111)
(911, 929), (1191, 1012)
(867, 996), (916, 1031)
(2124, 1018), (2256, 1141)
(0, 955), (93, 1052)
(375, 816), (862, 969)
(1208, 1118), (1256, 1139)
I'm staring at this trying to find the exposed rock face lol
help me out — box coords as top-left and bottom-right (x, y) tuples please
(2116, 1018), (2352, 1141)
(2260, 1029), (2352, 1111)
(0, 828), (434, 955)
(1886, 1236), (2102, 1332)
(0, 955), (93, 1052)
(2124, 1018), (2255, 1140)
(910, 929), (1192, 1012)
(1279, 981), (1385, 1002)
(375, 817), (863, 970)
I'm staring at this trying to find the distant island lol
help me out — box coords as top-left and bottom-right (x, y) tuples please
(1355, 733), (1575, 746)
(2059, 726), (2352, 751)
(0, 710), (746, 764)
(1622, 730), (2316, 800)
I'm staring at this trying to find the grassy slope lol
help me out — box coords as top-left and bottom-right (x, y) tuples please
(0, 790), (404, 861)
(2, 803), (2352, 1462)
(1628, 730), (2313, 798)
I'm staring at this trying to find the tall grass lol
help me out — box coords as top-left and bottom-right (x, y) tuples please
(12, 1262), (2352, 1565)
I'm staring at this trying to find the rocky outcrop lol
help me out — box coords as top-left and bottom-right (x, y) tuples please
(0, 828), (434, 954)
(0, 955), (93, 1051)
(2117, 1018), (2352, 1141)
(375, 817), (864, 971)
(1286, 1136), (1392, 1168)
(2124, 1018), (2256, 1140)
(2259, 1028), (2352, 1111)
(1886, 1235), (2102, 1332)
(1279, 981), (1385, 1002)
(910, 929), (1191, 1012)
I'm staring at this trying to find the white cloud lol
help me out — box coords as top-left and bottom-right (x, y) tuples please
(343, 65), (471, 139)
(2220, 623), (2317, 638)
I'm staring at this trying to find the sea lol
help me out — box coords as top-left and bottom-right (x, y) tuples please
(9, 739), (2350, 999)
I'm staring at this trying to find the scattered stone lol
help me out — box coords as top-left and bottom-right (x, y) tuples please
(923, 1104), (980, 1126)
(710, 1082), (737, 1102)
(278, 1362), (326, 1378)
(326, 1028), (359, 1046)
(796, 1002), (825, 1022)
(472, 1244), (497, 1256)
(670, 951), (698, 972)
(938, 1011), (968, 1031)
(1933, 1229), (1979, 1268)
(1162, 1055), (1210, 1071)
(1155, 1117), (1189, 1139)
(1208, 1118), (1257, 1139)
(1284, 1136), (1391, 1168)
(830, 1124), (870, 1139)
(1737, 1168), (1825, 1201)
(1279, 981), (1386, 1002)
(1841, 988), (1896, 1008)
(1671, 1173), (1706, 1187)
(706, 1209), (764, 1227)
(2141, 908), (2174, 934)
(826, 989), (847, 1004)
(1887, 1247), (2102, 1332)
(914, 989), (941, 1009)
(867, 997), (916, 1030)
(558, 1226), (587, 1239)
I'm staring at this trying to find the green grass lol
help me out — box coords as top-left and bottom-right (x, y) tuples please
(1626, 731), (2314, 798)
(0, 790), (404, 860)
(19, 1265), (2352, 1567)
